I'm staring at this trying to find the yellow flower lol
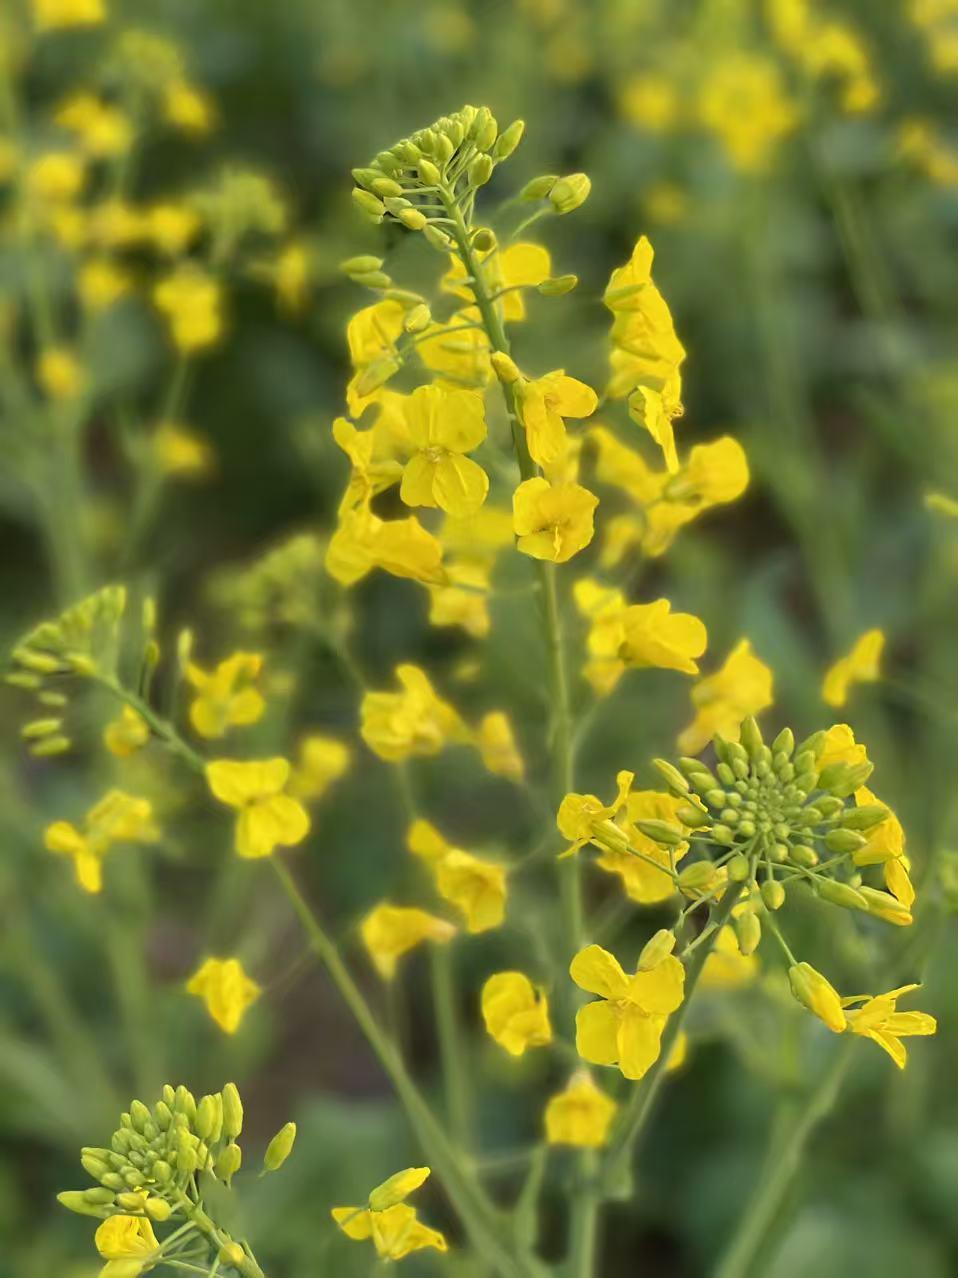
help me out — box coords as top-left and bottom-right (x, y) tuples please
(153, 267), (224, 354)
(78, 258), (132, 312)
(36, 347), (86, 401)
(512, 477), (598, 563)
(842, 984), (936, 1069)
(518, 371), (598, 468)
(570, 944), (685, 1080)
(822, 628), (885, 707)
(475, 710), (525, 782)
(206, 758), (310, 858)
(146, 203), (202, 256)
(360, 903), (456, 979)
(27, 152), (86, 204)
(443, 241), (551, 323)
(544, 1072), (618, 1148)
(628, 368), (684, 473)
(289, 735), (351, 802)
(332, 1167), (447, 1260)
(345, 300), (405, 415)
(152, 423), (214, 478)
(481, 971), (553, 1055)
(673, 436), (750, 506)
(818, 722), (869, 770)
(360, 664), (465, 762)
(698, 53), (797, 172)
(604, 236), (685, 400)
(788, 962), (846, 1032)
(164, 81), (216, 136)
(95, 1213), (158, 1278)
(103, 705), (149, 757)
(186, 956), (261, 1034)
(594, 790), (691, 904)
(272, 241), (310, 312)
(701, 926), (758, 990)
(619, 73), (680, 133)
(416, 307), (492, 389)
(55, 94), (133, 158)
(45, 791), (159, 893)
(187, 652), (266, 739)
(407, 819), (507, 933)
(852, 785), (905, 866)
(575, 583), (707, 694)
(678, 639), (774, 755)
(427, 558), (491, 638)
(884, 853), (916, 912)
(557, 769), (634, 858)
(32, 0), (104, 31)
(398, 385), (489, 516)
(327, 506), (445, 587)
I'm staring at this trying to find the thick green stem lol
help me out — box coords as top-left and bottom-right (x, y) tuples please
(600, 883), (743, 1193)
(714, 1040), (856, 1278)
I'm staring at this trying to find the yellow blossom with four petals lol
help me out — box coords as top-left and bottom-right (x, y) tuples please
(186, 956), (261, 1034)
(205, 758), (310, 858)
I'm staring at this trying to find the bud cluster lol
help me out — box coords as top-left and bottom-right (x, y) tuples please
(652, 716), (904, 920)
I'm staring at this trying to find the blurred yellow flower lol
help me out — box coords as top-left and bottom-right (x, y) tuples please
(512, 477), (598, 563)
(36, 347), (86, 401)
(187, 651), (265, 739)
(427, 558), (491, 638)
(27, 151), (85, 203)
(55, 94), (133, 158)
(289, 735), (351, 802)
(78, 258), (132, 312)
(518, 370), (598, 468)
(678, 639), (774, 755)
(32, 0), (104, 31)
(205, 758), (310, 858)
(545, 1072), (617, 1147)
(698, 53), (797, 172)
(407, 819), (507, 933)
(153, 267), (224, 353)
(843, 984), (936, 1068)
(822, 628), (884, 707)
(594, 790), (691, 904)
(103, 705), (149, 758)
(164, 80), (216, 136)
(152, 422), (215, 478)
(475, 710), (525, 782)
(332, 1166), (447, 1259)
(481, 971), (552, 1055)
(443, 241), (551, 323)
(146, 202), (202, 255)
(360, 664), (465, 761)
(571, 943), (685, 1080)
(45, 791), (159, 893)
(360, 903), (456, 979)
(398, 385), (489, 516)
(95, 1213), (157, 1277)
(619, 73), (680, 132)
(186, 956), (261, 1034)
(701, 925), (758, 990)
(574, 581), (707, 694)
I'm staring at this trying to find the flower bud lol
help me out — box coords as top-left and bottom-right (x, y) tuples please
(740, 716), (764, 757)
(818, 760), (873, 797)
(369, 1166), (429, 1211)
(355, 355), (400, 397)
(371, 176), (403, 198)
(351, 270), (392, 289)
(771, 727), (795, 757)
(858, 886), (912, 925)
(216, 1142), (243, 1184)
(652, 759), (689, 795)
(403, 302), (432, 333)
(788, 962), (846, 1032)
(493, 119), (525, 159)
(472, 227), (496, 252)
(351, 167), (382, 190)
(219, 1243), (246, 1267)
(789, 844), (818, 867)
(490, 351), (521, 384)
(841, 804), (888, 832)
(537, 274), (578, 296)
(30, 734), (72, 756)
(761, 879), (785, 910)
(58, 1190), (112, 1218)
(735, 911), (762, 955)
(82, 1154), (110, 1180)
(468, 154), (494, 187)
(634, 819), (685, 847)
(221, 1083), (244, 1140)
(144, 1198), (172, 1222)
(339, 255), (384, 276)
(418, 158), (442, 186)
(398, 207), (427, 231)
(423, 224), (453, 251)
(727, 852), (751, 882)
(153, 1160), (173, 1184)
(351, 188), (387, 222)
(815, 878), (869, 910)
(195, 1095), (217, 1141)
(520, 174), (558, 201)
(678, 861), (720, 895)
(824, 828), (867, 855)
(549, 173), (591, 214)
(263, 1121), (296, 1172)
(676, 802), (709, 829)
(638, 928), (676, 970)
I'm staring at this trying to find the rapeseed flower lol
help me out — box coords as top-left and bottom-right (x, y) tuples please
(360, 664), (465, 761)
(95, 1213), (158, 1278)
(481, 971), (552, 1055)
(517, 371), (598, 468)
(288, 734), (351, 802)
(843, 985), (936, 1068)
(186, 957), (261, 1034)
(36, 348), (86, 401)
(570, 943), (685, 1080)
(574, 581), (707, 693)
(205, 758), (310, 858)
(103, 705), (150, 757)
(442, 241), (551, 323)
(408, 819), (507, 932)
(45, 791), (159, 893)
(557, 768), (634, 858)
(822, 628), (885, 707)
(398, 385), (489, 516)
(512, 477), (598, 563)
(698, 53), (797, 172)
(628, 368), (684, 473)
(78, 258), (132, 311)
(152, 423), (214, 478)
(678, 639), (774, 754)
(332, 1166), (447, 1260)
(593, 790), (691, 904)
(788, 962), (846, 1032)
(475, 710), (525, 782)
(186, 651), (265, 739)
(544, 1073), (617, 1148)
(360, 904), (456, 979)
(153, 267), (223, 353)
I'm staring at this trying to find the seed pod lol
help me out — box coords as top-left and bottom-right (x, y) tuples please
(761, 879), (786, 910)
(263, 1122), (297, 1172)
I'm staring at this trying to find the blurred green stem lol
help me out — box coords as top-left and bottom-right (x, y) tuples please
(714, 1040), (856, 1278)
(430, 944), (473, 1149)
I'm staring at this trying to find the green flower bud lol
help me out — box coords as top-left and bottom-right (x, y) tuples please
(716, 762), (736, 786)
(794, 730), (828, 760)
(30, 734), (72, 756)
(789, 844), (818, 867)
(676, 802), (710, 828)
(144, 1198), (172, 1222)
(219, 1243), (246, 1268)
(21, 717), (62, 738)
(418, 158), (442, 186)
(84, 1187), (116, 1205)
(81, 1154), (110, 1180)
(221, 1083), (244, 1140)
(638, 928), (676, 970)
(818, 760), (873, 797)
(737, 819), (756, 838)
(824, 828), (867, 855)
(537, 273), (578, 296)
(398, 207), (428, 231)
(351, 270), (392, 289)
(735, 911), (762, 955)
(771, 727), (795, 757)
(520, 174), (558, 201)
(216, 1142), (243, 1184)
(468, 154), (494, 187)
(263, 1122), (297, 1172)
(423, 224), (453, 251)
(493, 119), (525, 159)
(371, 176), (403, 198)
(472, 227), (497, 252)
(652, 758), (689, 795)
(634, 819), (685, 846)
(101, 1173), (127, 1191)
(761, 879), (786, 910)
(58, 1190), (111, 1219)
(678, 861), (721, 895)
(840, 804), (888, 831)
(711, 824), (735, 845)
(740, 716), (764, 757)
(117, 1191), (146, 1211)
(351, 167), (382, 190)
(704, 788), (727, 809)
(815, 878), (869, 910)
(403, 303), (432, 334)
(153, 1161), (173, 1184)
(727, 852), (751, 882)
(339, 255), (385, 276)
(549, 173), (591, 214)
(195, 1095), (217, 1141)
(351, 188), (386, 222)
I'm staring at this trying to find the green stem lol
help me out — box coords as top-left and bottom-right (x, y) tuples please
(600, 883), (743, 1193)
(714, 1040), (856, 1278)
(430, 944), (472, 1149)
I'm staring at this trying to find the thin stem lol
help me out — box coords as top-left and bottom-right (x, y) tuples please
(430, 944), (472, 1149)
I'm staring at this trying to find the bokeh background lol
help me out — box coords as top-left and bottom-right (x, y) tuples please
(2, 0), (958, 1275)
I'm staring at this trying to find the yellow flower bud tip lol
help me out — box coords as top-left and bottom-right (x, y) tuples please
(219, 1243), (246, 1266)
(788, 962), (847, 1032)
(263, 1121), (296, 1171)
(369, 1166), (430, 1211)
(490, 350), (521, 384)
(549, 173), (592, 214)
(521, 174), (558, 201)
(638, 928), (676, 970)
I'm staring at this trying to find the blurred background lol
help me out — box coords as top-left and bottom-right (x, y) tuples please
(2, 0), (958, 1274)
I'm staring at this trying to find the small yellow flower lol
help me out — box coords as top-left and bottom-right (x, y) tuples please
(95, 1213), (158, 1277)
(574, 583), (707, 694)
(593, 790), (691, 903)
(103, 705), (149, 758)
(604, 236), (685, 401)
(55, 94), (133, 158)
(360, 664), (465, 762)
(272, 241), (310, 312)
(187, 652), (266, 739)
(78, 258), (132, 312)
(481, 971), (553, 1055)
(153, 267), (224, 354)
(164, 81), (216, 136)
(345, 300), (405, 415)
(570, 944), (685, 1080)
(152, 422), (214, 478)
(822, 628), (885, 707)
(842, 984), (936, 1069)
(557, 769), (634, 858)
(332, 1166), (447, 1260)
(788, 962), (846, 1032)
(475, 710), (525, 782)
(206, 758), (310, 858)
(544, 1072), (618, 1148)
(628, 368), (684, 473)
(512, 477), (598, 563)
(288, 735), (351, 802)
(701, 926), (758, 990)
(443, 241), (551, 323)
(45, 791), (159, 893)
(146, 203), (202, 256)
(186, 956), (261, 1034)
(678, 639), (774, 755)
(427, 558), (491, 638)
(27, 152), (86, 204)
(360, 903), (456, 980)
(407, 819), (507, 933)
(398, 385), (489, 516)
(517, 371), (598, 468)
(672, 437), (750, 506)
(36, 347), (86, 401)
(32, 0), (104, 31)
(818, 722), (869, 770)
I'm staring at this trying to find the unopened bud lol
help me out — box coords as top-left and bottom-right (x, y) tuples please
(370, 176), (403, 199)
(824, 828), (867, 855)
(493, 119), (525, 159)
(727, 852), (751, 882)
(549, 173), (591, 214)
(538, 274), (578, 296)
(398, 207), (427, 231)
(520, 174), (558, 201)
(351, 188), (387, 222)
(815, 878), (869, 910)
(58, 1190), (111, 1218)
(468, 154), (494, 187)
(490, 350), (521, 384)
(788, 962), (846, 1032)
(677, 861), (720, 895)
(761, 879), (786, 910)
(216, 1142), (243, 1184)
(144, 1197), (172, 1222)
(841, 804), (888, 832)
(263, 1121), (296, 1172)
(418, 158), (441, 186)
(735, 911), (762, 955)
(638, 928), (676, 970)
(221, 1083), (243, 1140)
(472, 227), (496, 252)
(635, 818), (685, 847)
(423, 224), (453, 251)
(340, 255), (384, 276)
(652, 759), (690, 795)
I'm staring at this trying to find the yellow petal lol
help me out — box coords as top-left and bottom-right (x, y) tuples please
(575, 1000), (620, 1066)
(570, 944), (630, 999)
(617, 1007), (665, 1080)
